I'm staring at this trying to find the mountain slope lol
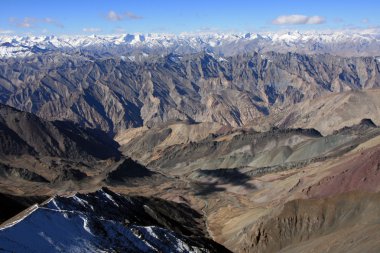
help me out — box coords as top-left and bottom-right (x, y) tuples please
(273, 89), (380, 135)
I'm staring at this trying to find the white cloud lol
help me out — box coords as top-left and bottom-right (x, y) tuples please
(107, 11), (123, 21)
(42, 18), (64, 28)
(9, 17), (63, 28)
(125, 12), (143, 20)
(82, 27), (101, 33)
(272, 15), (325, 25)
(9, 17), (35, 28)
(106, 10), (143, 21)
(0, 29), (13, 34)
(362, 18), (369, 24)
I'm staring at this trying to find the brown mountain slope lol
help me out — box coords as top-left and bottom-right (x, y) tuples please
(258, 89), (380, 135)
(118, 119), (379, 176)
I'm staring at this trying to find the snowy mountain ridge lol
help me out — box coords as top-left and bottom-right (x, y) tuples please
(0, 188), (229, 253)
(1, 29), (380, 58)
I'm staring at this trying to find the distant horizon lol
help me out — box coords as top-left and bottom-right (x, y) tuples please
(1, 0), (379, 36)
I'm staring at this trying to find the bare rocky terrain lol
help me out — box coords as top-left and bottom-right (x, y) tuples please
(1, 52), (380, 134)
(254, 89), (380, 135)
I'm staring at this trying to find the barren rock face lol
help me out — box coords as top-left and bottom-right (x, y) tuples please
(1, 52), (379, 134)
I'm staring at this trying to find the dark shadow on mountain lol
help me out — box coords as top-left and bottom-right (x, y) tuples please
(333, 118), (378, 135)
(106, 158), (155, 184)
(53, 168), (88, 183)
(193, 181), (225, 196)
(52, 120), (121, 160)
(194, 168), (256, 196)
(254, 103), (270, 116)
(0, 193), (48, 224)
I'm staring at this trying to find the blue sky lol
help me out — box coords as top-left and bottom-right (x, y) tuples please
(1, 0), (379, 35)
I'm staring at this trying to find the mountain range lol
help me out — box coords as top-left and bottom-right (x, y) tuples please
(1, 30), (380, 58)
(1, 50), (380, 134)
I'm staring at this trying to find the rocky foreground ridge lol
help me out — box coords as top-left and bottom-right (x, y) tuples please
(0, 188), (229, 253)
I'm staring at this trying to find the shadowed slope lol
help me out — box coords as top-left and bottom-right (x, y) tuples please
(0, 103), (121, 160)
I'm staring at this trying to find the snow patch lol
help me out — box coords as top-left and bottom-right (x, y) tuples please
(101, 190), (119, 207)
(218, 57), (227, 62)
(81, 216), (94, 235)
(73, 195), (90, 208)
